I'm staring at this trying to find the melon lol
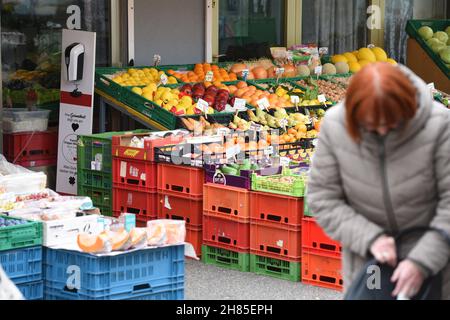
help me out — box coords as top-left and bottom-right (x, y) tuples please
(427, 38), (442, 48)
(358, 48), (377, 62)
(331, 55), (348, 64)
(440, 47), (450, 64)
(343, 52), (358, 63)
(433, 31), (449, 45)
(386, 58), (398, 66)
(418, 26), (434, 40)
(349, 62), (362, 73)
(104, 229), (132, 251)
(77, 233), (112, 254)
(431, 43), (446, 54)
(335, 61), (350, 74)
(130, 228), (148, 248)
(297, 65), (311, 77)
(371, 47), (388, 62)
(322, 63), (337, 75)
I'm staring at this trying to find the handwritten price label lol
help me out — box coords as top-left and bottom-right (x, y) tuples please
(233, 98), (247, 111)
(153, 54), (161, 66)
(318, 94), (327, 104)
(257, 98), (271, 110)
(205, 71), (214, 82)
(314, 66), (323, 76)
(160, 74), (168, 85)
(196, 99), (209, 113)
(242, 69), (250, 81)
(275, 68), (285, 76)
(291, 95), (300, 105)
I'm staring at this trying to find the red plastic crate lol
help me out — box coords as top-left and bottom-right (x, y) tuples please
(14, 158), (57, 168)
(250, 192), (304, 227)
(186, 225), (202, 257)
(112, 157), (157, 191)
(302, 249), (343, 291)
(250, 221), (302, 261)
(3, 130), (58, 165)
(203, 214), (250, 252)
(302, 217), (342, 257)
(113, 186), (158, 220)
(157, 163), (204, 199)
(112, 132), (185, 162)
(157, 192), (203, 227)
(203, 184), (250, 221)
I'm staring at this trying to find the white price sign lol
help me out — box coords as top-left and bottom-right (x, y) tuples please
(264, 146), (274, 155)
(280, 157), (291, 167)
(318, 94), (327, 103)
(314, 66), (323, 76)
(242, 69), (250, 80)
(196, 99), (209, 113)
(367, 44), (376, 49)
(290, 95), (300, 105)
(160, 74), (168, 85)
(233, 98), (247, 111)
(205, 71), (214, 82)
(257, 98), (271, 110)
(319, 47), (329, 55)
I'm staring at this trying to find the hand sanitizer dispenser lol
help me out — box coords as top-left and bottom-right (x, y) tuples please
(65, 43), (85, 82)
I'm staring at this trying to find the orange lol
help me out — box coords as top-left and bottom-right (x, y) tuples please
(236, 81), (247, 89)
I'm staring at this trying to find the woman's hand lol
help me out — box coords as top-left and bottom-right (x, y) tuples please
(370, 235), (397, 267)
(391, 260), (425, 299)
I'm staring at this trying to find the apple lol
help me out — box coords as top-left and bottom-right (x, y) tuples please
(203, 95), (215, 106)
(180, 84), (193, 95)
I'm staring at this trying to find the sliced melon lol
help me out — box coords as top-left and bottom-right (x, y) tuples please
(77, 233), (112, 254)
(103, 229), (132, 251)
(130, 228), (148, 248)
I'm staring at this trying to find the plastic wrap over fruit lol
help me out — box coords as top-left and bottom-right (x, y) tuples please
(147, 220), (186, 246)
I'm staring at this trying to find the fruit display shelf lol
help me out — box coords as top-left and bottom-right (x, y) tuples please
(406, 20), (450, 79)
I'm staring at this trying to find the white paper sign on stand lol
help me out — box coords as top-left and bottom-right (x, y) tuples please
(56, 29), (96, 195)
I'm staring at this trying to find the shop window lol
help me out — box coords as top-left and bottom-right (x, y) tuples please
(1, 0), (111, 108)
(218, 0), (286, 62)
(301, 0), (370, 55)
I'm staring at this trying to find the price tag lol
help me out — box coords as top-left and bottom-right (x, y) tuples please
(160, 73), (168, 85)
(427, 83), (436, 91)
(290, 95), (300, 105)
(367, 44), (376, 49)
(318, 94), (327, 104)
(233, 98), (247, 111)
(275, 68), (285, 76)
(286, 51), (294, 61)
(279, 118), (289, 130)
(205, 71), (214, 82)
(319, 47), (329, 55)
(314, 66), (323, 76)
(312, 139), (319, 147)
(153, 54), (161, 66)
(264, 146), (274, 155)
(196, 99), (209, 113)
(280, 157), (291, 167)
(242, 69), (250, 81)
(257, 98), (271, 110)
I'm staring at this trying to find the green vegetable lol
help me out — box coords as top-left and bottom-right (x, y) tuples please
(221, 166), (240, 176)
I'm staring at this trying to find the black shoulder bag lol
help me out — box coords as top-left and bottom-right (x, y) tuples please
(345, 226), (450, 300)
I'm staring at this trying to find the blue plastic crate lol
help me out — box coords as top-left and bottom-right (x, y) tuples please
(43, 245), (184, 300)
(44, 279), (184, 300)
(17, 281), (44, 300)
(0, 246), (42, 285)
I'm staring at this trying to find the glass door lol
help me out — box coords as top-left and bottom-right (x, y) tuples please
(215, 0), (287, 62)
(1, 0), (111, 109)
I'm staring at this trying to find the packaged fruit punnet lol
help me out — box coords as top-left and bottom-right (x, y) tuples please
(147, 220), (186, 246)
(77, 228), (148, 254)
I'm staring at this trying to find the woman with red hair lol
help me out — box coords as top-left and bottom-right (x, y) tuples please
(307, 63), (450, 299)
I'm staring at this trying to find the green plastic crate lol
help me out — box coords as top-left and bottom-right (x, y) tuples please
(0, 216), (42, 252)
(406, 20), (450, 79)
(202, 245), (250, 272)
(78, 185), (112, 217)
(251, 172), (305, 197)
(250, 255), (301, 282)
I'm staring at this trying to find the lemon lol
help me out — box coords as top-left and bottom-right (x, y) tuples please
(142, 92), (154, 100)
(168, 76), (178, 84)
(155, 99), (164, 105)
